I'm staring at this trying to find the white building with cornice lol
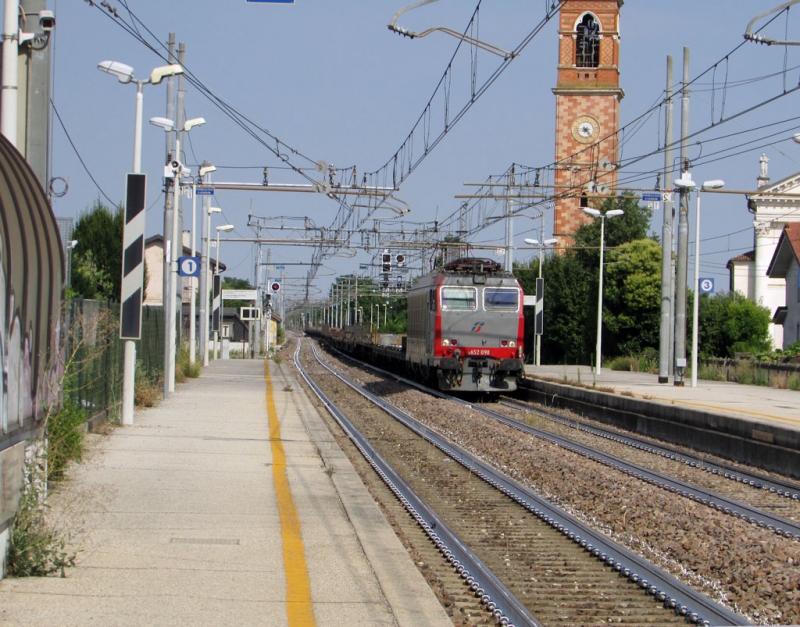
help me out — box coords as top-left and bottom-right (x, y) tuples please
(727, 154), (800, 348)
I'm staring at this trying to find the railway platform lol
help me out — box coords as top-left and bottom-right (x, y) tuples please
(0, 358), (451, 627)
(523, 364), (800, 477)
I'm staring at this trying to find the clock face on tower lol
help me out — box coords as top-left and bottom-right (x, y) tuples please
(571, 114), (600, 144)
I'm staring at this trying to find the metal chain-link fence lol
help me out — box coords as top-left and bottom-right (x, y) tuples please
(62, 300), (164, 423)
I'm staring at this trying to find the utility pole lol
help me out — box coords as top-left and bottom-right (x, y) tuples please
(674, 47), (691, 385)
(162, 33), (176, 399)
(658, 56), (675, 384)
(167, 41), (186, 393)
(504, 166), (515, 272)
(20, 0), (51, 188)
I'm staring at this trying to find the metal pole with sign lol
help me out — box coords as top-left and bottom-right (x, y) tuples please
(120, 173), (146, 425)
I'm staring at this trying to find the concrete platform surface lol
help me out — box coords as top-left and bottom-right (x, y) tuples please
(0, 359), (451, 627)
(525, 364), (800, 435)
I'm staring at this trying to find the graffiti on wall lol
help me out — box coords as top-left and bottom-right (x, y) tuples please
(0, 132), (64, 441)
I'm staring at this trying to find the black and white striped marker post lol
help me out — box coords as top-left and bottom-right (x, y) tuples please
(120, 173), (146, 339)
(212, 274), (221, 358)
(120, 173), (146, 425)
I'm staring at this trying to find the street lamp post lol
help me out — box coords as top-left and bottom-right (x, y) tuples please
(97, 60), (182, 426)
(202, 206), (221, 366)
(214, 224), (235, 360)
(583, 208), (624, 373)
(674, 177), (725, 387)
(524, 236), (558, 366)
(150, 115), (206, 394)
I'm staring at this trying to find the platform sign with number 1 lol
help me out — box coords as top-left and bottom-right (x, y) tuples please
(179, 256), (200, 277)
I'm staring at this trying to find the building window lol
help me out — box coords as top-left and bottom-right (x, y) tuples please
(576, 13), (600, 68)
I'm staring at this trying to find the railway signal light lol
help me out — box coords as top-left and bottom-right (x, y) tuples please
(271, 282), (280, 292)
(382, 252), (391, 273)
(395, 253), (405, 267)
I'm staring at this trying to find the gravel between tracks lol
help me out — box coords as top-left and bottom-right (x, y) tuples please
(299, 341), (800, 626)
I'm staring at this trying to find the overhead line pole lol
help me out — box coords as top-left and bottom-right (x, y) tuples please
(659, 55), (675, 384)
(674, 47), (691, 386)
(162, 32), (176, 400)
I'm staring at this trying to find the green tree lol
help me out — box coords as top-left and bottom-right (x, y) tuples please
(696, 291), (772, 357)
(520, 194), (658, 365)
(603, 239), (662, 356)
(71, 199), (123, 301)
(536, 251), (593, 364)
(572, 194), (655, 265)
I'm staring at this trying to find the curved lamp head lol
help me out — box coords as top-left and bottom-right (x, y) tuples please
(199, 164), (217, 177)
(216, 224), (235, 233)
(582, 208), (601, 218)
(606, 209), (624, 218)
(208, 206), (222, 215)
(183, 117), (206, 132)
(544, 238), (559, 245)
(524, 238), (539, 246)
(673, 176), (697, 190)
(149, 64), (183, 85)
(701, 180), (725, 191)
(149, 116), (175, 131)
(98, 60), (135, 83)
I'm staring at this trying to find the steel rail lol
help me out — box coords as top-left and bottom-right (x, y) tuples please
(309, 340), (749, 627)
(502, 398), (800, 502)
(294, 340), (541, 627)
(488, 400), (800, 539)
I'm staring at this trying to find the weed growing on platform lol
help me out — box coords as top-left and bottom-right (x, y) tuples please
(283, 384), (293, 392)
(134, 359), (161, 407)
(273, 355), (283, 365)
(6, 459), (76, 577)
(46, 402), (85, 484)
(176, 345), (201, 383)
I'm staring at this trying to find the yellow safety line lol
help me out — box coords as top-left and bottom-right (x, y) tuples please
(264, 361), (316, 627)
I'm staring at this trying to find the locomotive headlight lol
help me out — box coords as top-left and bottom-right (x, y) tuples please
(501, 340), (516, 347)
(442, 338), (458, 346)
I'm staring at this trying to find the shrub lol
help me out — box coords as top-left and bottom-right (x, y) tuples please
(6, 460), (76, 577)
(46, 402), (85, 484)
(134, 360), (161, 408)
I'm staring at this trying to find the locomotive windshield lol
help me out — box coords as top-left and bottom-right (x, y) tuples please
(484, 287), (519, 311)
(440, 286), (477, 310)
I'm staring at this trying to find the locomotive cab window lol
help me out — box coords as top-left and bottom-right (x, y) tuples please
(440, 286), (477, 311)
(484, 288), (519, 311)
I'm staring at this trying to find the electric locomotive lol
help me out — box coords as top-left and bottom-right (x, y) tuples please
(406, 257), (524, 392)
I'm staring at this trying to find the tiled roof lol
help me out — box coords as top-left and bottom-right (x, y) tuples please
(766, 223), (800, 277)
(726, 250), (754, 269)
(787, 222), (800, 261)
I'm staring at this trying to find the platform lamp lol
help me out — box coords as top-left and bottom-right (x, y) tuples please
(582, 208), (624, 373)
(673, 177), (725, 388)
(150, 115), (206, 395)
(202, 207), (222, 366)
(214, 224), (235, 360)
(97, 60), (183, 425)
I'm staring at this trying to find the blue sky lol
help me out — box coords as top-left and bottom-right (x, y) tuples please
(29, 1), (800, 300)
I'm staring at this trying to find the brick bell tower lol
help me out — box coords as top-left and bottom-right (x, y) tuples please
(553, 0), (624, 243)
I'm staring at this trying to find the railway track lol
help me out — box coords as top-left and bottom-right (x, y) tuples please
(497, 398), (800, 526)
(293, 337), (748, 626)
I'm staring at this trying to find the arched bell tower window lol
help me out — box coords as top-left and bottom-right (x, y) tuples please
(576, 13), (600, 68)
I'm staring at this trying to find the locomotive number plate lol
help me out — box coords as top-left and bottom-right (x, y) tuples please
(466, 349), (491, 356)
